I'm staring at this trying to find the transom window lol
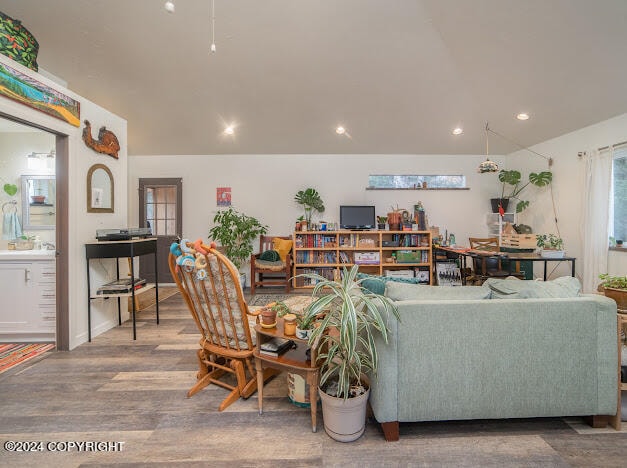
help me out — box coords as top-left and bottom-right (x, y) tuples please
(368, 174), (466, 189)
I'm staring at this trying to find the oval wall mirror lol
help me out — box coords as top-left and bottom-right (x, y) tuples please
(87, 163), (114, 213)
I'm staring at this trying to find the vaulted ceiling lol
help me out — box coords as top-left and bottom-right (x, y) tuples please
(1, 0), (627, 156)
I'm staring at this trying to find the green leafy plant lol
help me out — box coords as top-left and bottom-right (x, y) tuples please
(536, 233), (564, 251)
(294, 188), (325, 225)
(498, 169), (552, 213)
(376, 215), (387, 224)
(208, 207), (268, 270)
(598, 274), (627, 290)
(299, 265), (400, 400)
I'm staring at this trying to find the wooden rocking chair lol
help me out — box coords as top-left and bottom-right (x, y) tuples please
(168, 240), (277, 411)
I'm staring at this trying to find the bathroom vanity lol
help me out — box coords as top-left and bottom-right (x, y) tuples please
(0, 249), (56, 342)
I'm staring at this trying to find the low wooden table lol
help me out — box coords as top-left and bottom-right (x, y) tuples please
(254, 317), (320, 432)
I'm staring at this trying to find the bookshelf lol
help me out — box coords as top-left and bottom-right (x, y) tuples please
(293, 230), (432, 288)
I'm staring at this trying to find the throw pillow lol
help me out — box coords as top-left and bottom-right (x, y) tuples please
(356, 272), (422, 296)
(384, 281), (492, 301)
(259, 250), (280, 262)
(484, 276), (582, 299)
(272, 238), (293, 262)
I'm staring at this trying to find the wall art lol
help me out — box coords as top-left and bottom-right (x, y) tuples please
(0, 61), (80, 126)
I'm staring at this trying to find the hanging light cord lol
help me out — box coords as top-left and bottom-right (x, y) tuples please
(486, 124), (553, 167)
(211, 0), (216, 52)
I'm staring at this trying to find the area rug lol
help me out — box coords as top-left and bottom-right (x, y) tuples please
(248, 294), (302, 306)
(128, 286), (179, 312)
(0, 343), (55, 374)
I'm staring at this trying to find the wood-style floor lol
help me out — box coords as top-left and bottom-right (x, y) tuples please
(1, 291), (626, 467)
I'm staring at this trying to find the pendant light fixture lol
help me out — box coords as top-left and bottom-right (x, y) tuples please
(210, 0), (216, 53)
(477, 122), (499, 173)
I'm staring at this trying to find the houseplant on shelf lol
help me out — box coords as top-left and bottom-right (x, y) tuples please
(208, 207), (268, 284)
(494, 169), (553, 213)
(299, 265), (400, 442)
(294, 188), (325, 226)
(597, 274), (627, 311)
(536, 233), (564, 258)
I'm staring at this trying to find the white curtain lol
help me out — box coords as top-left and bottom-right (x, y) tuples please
(581, 148), (613, 293)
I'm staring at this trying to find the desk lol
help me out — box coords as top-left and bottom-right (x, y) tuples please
(85, 238), (159, 341)
(433, 246), (576, 283)
(503, 252), (575, 281)
(254, 318), (320, 432)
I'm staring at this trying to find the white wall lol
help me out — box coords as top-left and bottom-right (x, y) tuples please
(128, 153), (506, 284)
(0, 54), (128, 349)
(508, 113), (627, 286)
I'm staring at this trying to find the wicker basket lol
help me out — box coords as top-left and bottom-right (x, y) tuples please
(501, 234), (537, 249)
(15, 239), (34, 250)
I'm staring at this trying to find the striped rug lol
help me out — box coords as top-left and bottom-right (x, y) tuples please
(0, 343), (55, 374)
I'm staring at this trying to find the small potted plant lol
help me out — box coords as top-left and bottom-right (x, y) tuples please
(376, 215), (387, 230)
(295, 310), (318, 340)
(598, 274), (627, 310)
(299, 265), (400, 442)
(536, 233), (564, 258)
(209, 207), (268, 285)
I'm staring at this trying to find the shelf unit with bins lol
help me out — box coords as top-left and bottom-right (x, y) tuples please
(293, 230), (432, 288)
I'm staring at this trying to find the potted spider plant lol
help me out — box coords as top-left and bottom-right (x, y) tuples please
(299, 265), (400, 442)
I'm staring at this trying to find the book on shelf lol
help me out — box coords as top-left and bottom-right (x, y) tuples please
(97, 277), (147, 294)
(259, 337), (295, 357)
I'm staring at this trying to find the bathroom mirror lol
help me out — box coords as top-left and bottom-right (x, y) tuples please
(87, 163), (114, 213)
(21, 175), (56, 230)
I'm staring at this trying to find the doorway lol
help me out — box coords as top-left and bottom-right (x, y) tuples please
(138, 178), (182, 284)
(0, 114), (69, 350)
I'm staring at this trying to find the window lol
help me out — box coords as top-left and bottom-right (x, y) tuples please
(611, 145), (627, 244)
(367, 174), (467, 189)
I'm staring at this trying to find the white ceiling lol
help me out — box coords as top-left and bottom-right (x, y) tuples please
(1, 0), (626, 156)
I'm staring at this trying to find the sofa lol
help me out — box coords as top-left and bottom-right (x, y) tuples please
(368, 278), (618, 441)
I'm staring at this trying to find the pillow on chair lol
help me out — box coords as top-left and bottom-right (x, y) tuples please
(259, 250), (281, 262)
(272, 238), (293, 262)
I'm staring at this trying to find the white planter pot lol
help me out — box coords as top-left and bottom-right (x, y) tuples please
(540, 249), (565, 259)
(318, 386), (370, 442)
(295, 327), (312, 340)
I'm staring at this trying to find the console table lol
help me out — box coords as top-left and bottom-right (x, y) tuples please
(85, 238), (159, 341)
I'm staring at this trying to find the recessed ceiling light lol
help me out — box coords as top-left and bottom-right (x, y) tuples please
(224, 125), (234, 135)
(336, 126), (346, 135)
(516, 113), (530, 121)
(452, 127), (463, 135)
(164, 1), (175, 13)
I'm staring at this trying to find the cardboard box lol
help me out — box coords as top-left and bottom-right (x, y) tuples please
(354, 251), (380, 264)
(501, 234), (537, 249)
(395, 250), (422, 263)
(384, 269), (414, 279)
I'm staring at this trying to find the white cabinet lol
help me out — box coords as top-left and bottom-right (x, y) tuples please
(0, 255), (56, 342)
(486, 212), (516, 243)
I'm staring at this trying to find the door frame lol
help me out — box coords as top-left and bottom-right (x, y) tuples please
(0, 112), (69, 350)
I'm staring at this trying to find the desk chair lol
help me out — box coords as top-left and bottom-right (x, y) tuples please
(468, 237), (523, 284)
(169, 241), (277, 411)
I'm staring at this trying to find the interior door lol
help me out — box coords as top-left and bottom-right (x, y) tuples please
(138, 178), (182, 284)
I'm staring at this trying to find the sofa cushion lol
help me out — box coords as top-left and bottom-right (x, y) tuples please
(484, 276), (582, 299)
(272, 238), (293, 262)
(384, 281), (492, 301)
(356, 273), (422, 295)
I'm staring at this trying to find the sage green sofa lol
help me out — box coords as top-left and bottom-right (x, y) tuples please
(369, 279), (618, 441)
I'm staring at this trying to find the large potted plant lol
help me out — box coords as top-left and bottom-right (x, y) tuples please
(598, 274), (627, 311)
(294, 188), (325, 226)
(208, 207), (268, 283)
(494, 169), (552, 213)
(300, 265), (400, 442)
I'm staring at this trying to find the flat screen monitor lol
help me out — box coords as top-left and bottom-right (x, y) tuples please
(340, 205), (375, 230)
